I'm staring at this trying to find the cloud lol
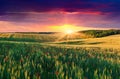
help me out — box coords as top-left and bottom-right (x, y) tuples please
(0, 21), (53, 32)
(0, 0), (120, 32)
(0, 0), (120, 15)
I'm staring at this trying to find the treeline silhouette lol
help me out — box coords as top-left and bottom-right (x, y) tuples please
(80, 29), (120, 37)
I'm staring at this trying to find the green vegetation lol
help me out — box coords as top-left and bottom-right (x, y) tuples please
(0, 31), (120, 79)
(0, 30), (120, 43)
(81, 29), (120, 37)
(58, 41), (84, 45)
(0, 33), (58, 42)
(57, 41), (103, 45)
(0, 43), (120, 79)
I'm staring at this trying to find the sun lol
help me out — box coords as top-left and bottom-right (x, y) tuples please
(51, 24), (88, 33)
(65, 29), (74, 34)
(62, 24), (76, 34)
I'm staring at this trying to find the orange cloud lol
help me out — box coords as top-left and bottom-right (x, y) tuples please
(0, 21), (49, 32)
(0, 21), (61, 32)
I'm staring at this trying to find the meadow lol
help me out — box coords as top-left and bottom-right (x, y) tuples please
(0, 33), (58, 42)
(0, 30), (120, 79)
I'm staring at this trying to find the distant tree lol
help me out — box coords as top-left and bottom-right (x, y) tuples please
(80, 29), (120, 38)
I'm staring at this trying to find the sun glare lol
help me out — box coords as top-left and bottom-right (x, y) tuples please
(51, 24), (90, 33)
(62, 24), (76, 34)
(65, 29), (74, 34)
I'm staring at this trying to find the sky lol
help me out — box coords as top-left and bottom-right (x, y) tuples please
(0, 0), (120, 32)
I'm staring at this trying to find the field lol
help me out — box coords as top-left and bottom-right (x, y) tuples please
(0, 31), (120, 79)
(53, 34), (120, 49)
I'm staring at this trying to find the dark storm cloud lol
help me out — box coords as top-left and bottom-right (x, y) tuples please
(0, 0), (120, 15)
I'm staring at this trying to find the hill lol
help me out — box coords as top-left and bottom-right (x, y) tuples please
(0, 30), (120, 42)
(80, 29), (120, 38)
(53, 34), (120, 49)
(0, 33), (58, 42)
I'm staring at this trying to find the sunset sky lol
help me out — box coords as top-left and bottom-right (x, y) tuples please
(0, 0), (120, 32)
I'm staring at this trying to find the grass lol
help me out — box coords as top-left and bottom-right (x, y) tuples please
(54, 34), (120, 49)
(0, 33), (58, 42)
(1, 30), (120, 42)
(0, 32), (120, 79)
(0, 43), (120, 79)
